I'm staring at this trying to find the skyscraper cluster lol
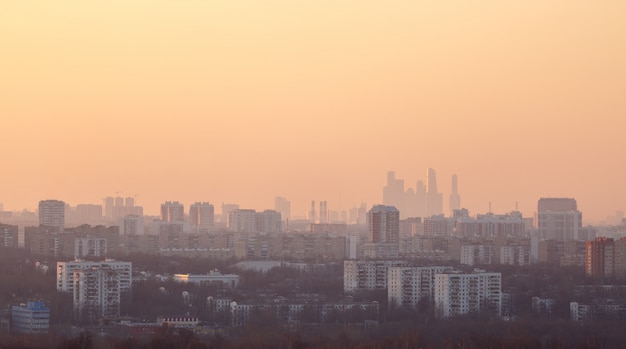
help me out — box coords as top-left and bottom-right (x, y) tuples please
(383, 169), (457, 219)
(103, 196), (143, 222)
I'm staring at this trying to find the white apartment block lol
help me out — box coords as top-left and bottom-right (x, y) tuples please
(343, 260), (408, 293)
(73, 267), (121, 322)
(388, 266), (454, 308)
(434, 271), (501, 318)
(57, 259), (132, 295)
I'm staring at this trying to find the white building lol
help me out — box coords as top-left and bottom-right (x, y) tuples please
(434, 271), (501, 318)
(343, 260), (408, 293)
(388, 266), (454, 308)
(173, 270), (239, 288)
(57, 259), (132, 295)
(73, 267), (122, 322)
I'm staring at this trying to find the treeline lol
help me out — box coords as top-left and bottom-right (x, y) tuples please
(1, 317), (624, 349)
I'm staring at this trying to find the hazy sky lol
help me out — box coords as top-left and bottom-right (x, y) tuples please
(1, 1), (625, 222)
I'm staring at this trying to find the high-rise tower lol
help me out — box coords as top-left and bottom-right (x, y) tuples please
(309, 200), (316, 223)
(368, 205), (400, 244)
(383, 171), (405, 214)
(426, 168), (443, 216)
(320, 201), (328, 224)
(449, 174), (461, 215)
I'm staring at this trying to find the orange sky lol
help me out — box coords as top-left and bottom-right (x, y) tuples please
(1, 1), (625, 223)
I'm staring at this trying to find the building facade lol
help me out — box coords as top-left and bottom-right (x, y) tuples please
(189, 202), (214, 233)
(57, 259), (132, 295)
(38, 199), (65, 228)
(343, 260), (408, 292)
(537, 198), (582, 241)
(388, 266), (454, 308)
(11, 302), (50, 334)
(434, 271), (502, 318)
(161, 201), (185, 222)
(0, 224), (18, 248)
(73, 267), (122, 322)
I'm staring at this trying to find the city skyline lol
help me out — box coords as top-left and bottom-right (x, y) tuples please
(1, 1), (625, 223)
(0, 169), (623, 225)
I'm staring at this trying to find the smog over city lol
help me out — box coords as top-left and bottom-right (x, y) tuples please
(1, 1), (625, 348)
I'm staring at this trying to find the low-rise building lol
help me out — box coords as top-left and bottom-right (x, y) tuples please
(173, 270), (239, 288)
(11, 302), (49, 334)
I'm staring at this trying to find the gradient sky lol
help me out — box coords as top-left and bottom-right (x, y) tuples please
(1, 1), (625, 222)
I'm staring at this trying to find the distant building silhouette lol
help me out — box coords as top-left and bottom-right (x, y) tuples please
(426, 168), (443, 216)
(103, 197), (114, 220)
(161, 201), (185, 222)
(383, 171), (406, 215)
(309, 200), (316, 223)
(103, 196), (142, 223)
(319, 201), (328, 224)
(38, 200), (65, 228)
(449, 174), (461, 215)
(228, 209), (281, 233)
(414, 180), (427, 217)
(274, 196), (291, 221)
(220, 204), (239, 223)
